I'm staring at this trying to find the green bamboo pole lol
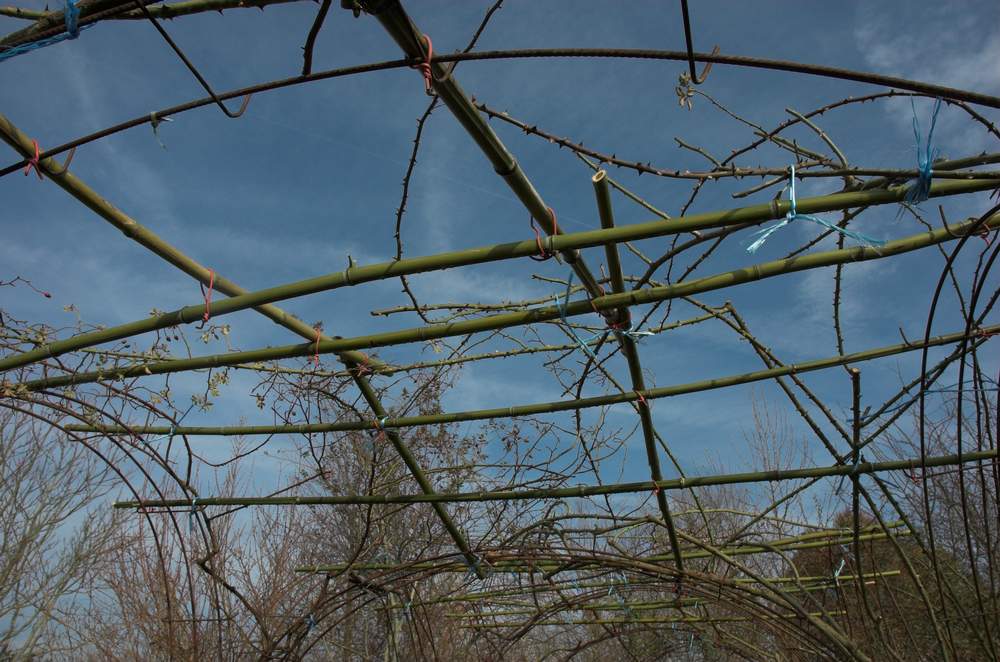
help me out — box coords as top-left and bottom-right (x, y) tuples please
(114, 448), (995, 509)
(300, 530), (908, 574)
(457, 610), (847, 628)
(65, 324), (1000, 436)
(454, 577), (890, 616)
(384, 571), (901, 610)
(22, 214), (1000, 394)
(591, 169), (684, 572)
(299, 534), (906, 576)
(2, 179), (994, 374)
(0, 114), (484, 577)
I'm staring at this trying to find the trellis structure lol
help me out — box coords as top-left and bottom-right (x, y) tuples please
(2, 1), (1000, 660)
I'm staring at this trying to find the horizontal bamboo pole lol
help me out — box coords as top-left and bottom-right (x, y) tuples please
(385, 571), (901, 610)
(65, 323), (1000, 436)
(304, 531), (907, 575)
(457, 610), (847, 628)
(3, 178), (994, 374)
(115, 449), (995, 509)
(453, 577), (889, 615)
(20, 215), (1000, 394)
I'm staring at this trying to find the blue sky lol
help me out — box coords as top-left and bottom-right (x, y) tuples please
(1, 1), (999, 504)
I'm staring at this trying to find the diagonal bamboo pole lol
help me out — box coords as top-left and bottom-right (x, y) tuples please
(358, 0), (611, 307)
(0, 113), (485, 577)
(3, 177), (994, 374)
(67, 324), (997, 436)
(115, 449), (996, 509)
(591, 169), (683, 572)
(20, 217), (1000, 393)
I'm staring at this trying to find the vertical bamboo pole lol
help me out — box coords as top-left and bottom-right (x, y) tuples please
(593, 170), (684, 572)
(0, 111), (484, 577)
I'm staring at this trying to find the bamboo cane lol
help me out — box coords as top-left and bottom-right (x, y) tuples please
(20, 215), (999, 393)
(114, 448), (995, 509)
(3, 177), (993, 374)
(590, 169), (684, 571)
(457, 610), (848, 628)
(305, 530), (909, 575)
(64, 324), (1000, 436)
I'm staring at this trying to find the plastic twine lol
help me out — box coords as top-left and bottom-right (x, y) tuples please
(23, 140), (43, 180)
(905, 98), (942, 204)
(529, 208), (559, 261)
(555, 272), (598, 360)
(199, 269), (215, 327)
(746, 165), (886, 253)
(312, 325), (322, 368)
(410, 34), (434, 94)
(150, 111), (172, 149)
(0, 0), (94, 62)
(189, 497), (198, 533)
(64, 0), (80, 38)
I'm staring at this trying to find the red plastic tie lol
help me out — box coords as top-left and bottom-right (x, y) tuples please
(529, 208), (559, 261)
(200, 269), (215, 325)
(410, 34), (434, 94)
(24, 139), (43, 180)
(978, 226), (994, 246)
(313, 325), (322, 368)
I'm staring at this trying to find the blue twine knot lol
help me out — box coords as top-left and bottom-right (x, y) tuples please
(850, 453), (865, 477)
(611, 321), (655, 343)
(65, 0), (80, 38)
(0, 0), (94, 62)
(556, 272), (599, 360)
(306, 613), (316, 632)
(464, 554), (490, 581)
(747, 165), (886, 254)
(905, 98), (942, 204)
(189, 497), (198, 533)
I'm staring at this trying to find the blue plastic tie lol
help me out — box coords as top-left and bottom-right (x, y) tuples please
(0, 1), (93, 63)
(612, 322), (655, 343)
(306, 613), (316, 632)
(65, 0), (80, 38)
(556, 273), (598, 360)
(189, 497), (198, 533)
(905, 98), (942, 204)
(747, 165), (886, 253)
